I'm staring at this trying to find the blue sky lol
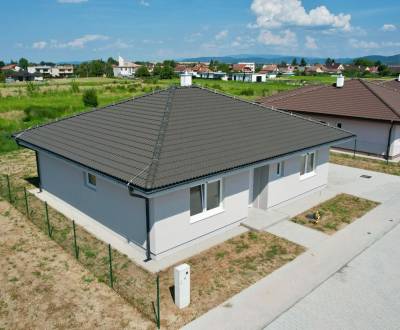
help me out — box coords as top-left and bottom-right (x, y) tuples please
(2, 0), (400, 62)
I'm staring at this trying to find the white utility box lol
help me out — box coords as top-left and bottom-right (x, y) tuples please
(174, 263), (190, 308)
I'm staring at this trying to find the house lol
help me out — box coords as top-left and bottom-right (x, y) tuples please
(278, 65), (295, 76)
(389, 65), (400, 75)
(259, 64), (279, 78)
(4, 70), (42, 82)
(113, 56), (140, 78)
(230, 72), (266, 82)
(14, 75), (353, 261)
(325, 63), (344, 74)
(27, 65), (52, 77)
(305, 64), (328, 74)
(258, 76), (400, 160)
(232, 63), (254, 73)
(51, 65), (74, 78)
(1, 64), (21, 72)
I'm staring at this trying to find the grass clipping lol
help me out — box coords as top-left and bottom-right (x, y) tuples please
(291, 193), (379, 234)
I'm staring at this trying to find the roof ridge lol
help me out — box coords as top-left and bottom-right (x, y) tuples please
(360, 79), (400, 119)
(13, 86), (171, 139)
(193, 84), (355, 137)
(143, 87), (176, 189)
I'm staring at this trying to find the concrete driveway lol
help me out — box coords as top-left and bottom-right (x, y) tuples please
(185, 164), (400, 330)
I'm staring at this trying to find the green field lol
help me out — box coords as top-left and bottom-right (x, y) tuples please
(0, 76), (337, 154)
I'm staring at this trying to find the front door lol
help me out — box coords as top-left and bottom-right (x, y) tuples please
(252, 165), (269, 210)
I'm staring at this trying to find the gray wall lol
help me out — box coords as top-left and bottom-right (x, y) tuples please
(39, 152), (149, 249)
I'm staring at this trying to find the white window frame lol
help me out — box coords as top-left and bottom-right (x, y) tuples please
(190, 179), (224, 223)
(300, 151), (317, 180)
(85, 172), (97, 189)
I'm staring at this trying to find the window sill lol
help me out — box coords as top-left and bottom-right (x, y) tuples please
(190, 206), (224, 224)
(300, 171), (316, 181)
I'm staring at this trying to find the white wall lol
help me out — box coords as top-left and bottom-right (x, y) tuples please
(266, 147), (329, 208)
(389, 124), (400, 159)
(299, 114), (393, 157)
(39, 152), (150, 250)
(151, 170), (250, 256)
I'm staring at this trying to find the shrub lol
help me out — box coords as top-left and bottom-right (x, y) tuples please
(82, 89), (98, 107)
(240, 88), (254, 96)
(23, 106), (66, 122)
(26, 82), (40, 96)
(70, 80), (80, 93)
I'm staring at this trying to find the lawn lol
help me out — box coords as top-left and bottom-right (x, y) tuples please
(291, 193), (379, 234)
(0, 149), (304, 329)
(330, 152), (400, 176)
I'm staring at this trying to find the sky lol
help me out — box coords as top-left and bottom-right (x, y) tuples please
(1, 0), (400, 63)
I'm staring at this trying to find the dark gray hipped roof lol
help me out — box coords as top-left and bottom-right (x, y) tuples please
(15, 86), (353, 192)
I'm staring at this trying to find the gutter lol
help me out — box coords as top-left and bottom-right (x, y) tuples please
(386, 121), (394, 163)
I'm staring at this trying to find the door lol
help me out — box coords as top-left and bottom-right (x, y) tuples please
(252, 165), (269, 210)
(256, 76), (262, 82)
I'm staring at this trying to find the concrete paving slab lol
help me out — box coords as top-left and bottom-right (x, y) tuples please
(266, 220), (329, 249)
(242, 207), (289, 231)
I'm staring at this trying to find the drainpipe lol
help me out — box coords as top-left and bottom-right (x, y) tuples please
(35, 150), (42, 192)
(386, 121), (394, 164)
(127, 185), (152, 262)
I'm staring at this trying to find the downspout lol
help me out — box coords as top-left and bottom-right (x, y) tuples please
(127, 184), (152, 262)
(35, 150), (42, 192)
(386, 121), (394, 164)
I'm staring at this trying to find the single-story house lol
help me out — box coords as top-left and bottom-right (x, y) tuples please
(258, 77), (400, 160)
(113, 56), (140, 78)
(230, 72), (266, 83)
(14, 76), (353, 261)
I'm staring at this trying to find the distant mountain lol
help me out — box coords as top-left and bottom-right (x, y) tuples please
(359, 54), (400, 65)
(179, 53), (400, 65)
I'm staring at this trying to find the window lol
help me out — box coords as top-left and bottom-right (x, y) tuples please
(190, 180), (222, 218)
(300, 152), (316, 178)
(86, 172), (97, 188)
(337, 123), (342, 128)
(276, 162), (283, 177)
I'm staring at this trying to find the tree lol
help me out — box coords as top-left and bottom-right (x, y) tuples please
(216, 62), (230, 72)
(291, 58), (298, 66)
(18, 57), (29, 70)
(135, 65), (150, 77)
(152, 63), (163, 76)
(0, 60), (5, 68)
(280, 61), (287, 66)
(82, 89), (98, 107)
(377, 64), (390, 76)
(300, 58), (307, 66)
(353, 58), (374, 67)
(325, 57), (334, 66)
(160, 65), (175, 79)
(0, 71), (5, 83)
(107, 57), (118, 65)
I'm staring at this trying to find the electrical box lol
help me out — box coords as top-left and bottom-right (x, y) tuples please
(174, 263), (190, 309)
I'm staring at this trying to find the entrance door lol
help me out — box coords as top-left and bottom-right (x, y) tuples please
(252, 165), (269, 210)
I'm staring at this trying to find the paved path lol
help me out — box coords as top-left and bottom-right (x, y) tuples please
(184, 164), (400, 330)
(266, 220), (329, 249)
(265, 224), (400, 330)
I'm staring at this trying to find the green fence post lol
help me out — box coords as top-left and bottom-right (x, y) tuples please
(6, 175), (12, 203)
(44, 202), (53, 238)
(72, 220), (79, 259)
(108, 244), (114, 289)
(156, 274), (160, 329)
(24, 187), (29, 218)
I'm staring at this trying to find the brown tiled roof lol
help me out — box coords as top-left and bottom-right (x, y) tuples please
(371, 79), (400, 92)
(258, 79), (400, 122)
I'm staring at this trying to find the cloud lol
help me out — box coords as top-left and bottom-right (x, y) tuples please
(185, 32), (203, 43)
(215, 30), (228, 41)
(138, 0), (149, 6)
(258, 29), (297, 46)
(57, 0), (88, 3)
(55, 34), (109, 48)
(32, 41), (47, 49)
(305, 36), (318, 49)
(381, 24), (396, 31)
(250, 0), (351, 31)
(231, 36), (256, 49)
(348, 39), (380, 49)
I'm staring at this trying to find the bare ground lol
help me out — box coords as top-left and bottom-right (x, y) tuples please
(0, 201), (152, 330)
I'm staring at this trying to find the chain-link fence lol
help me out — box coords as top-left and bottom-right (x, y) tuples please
(0, 173), (162, 328)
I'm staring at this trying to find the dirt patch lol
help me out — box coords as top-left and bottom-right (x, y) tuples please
(291, 193), (379, 234)
(0, 111), (25, 121)
(0, 201), (152, 330)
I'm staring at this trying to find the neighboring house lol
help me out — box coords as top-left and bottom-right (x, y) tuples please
(4, 70), (41, 82)
(1, 64), (21, 72)
(325, 63), (344, 74)
(258, 77), (400, 160)
(27, 65), (52, 77)
(278, 65), (295, 76)
(389, 65), (400, 75)
(305, 64), (328, 74)
(260, 64), (278, 78)
(51, 65), (74, 78)
(230, 72), (266, 82)
(113, 56), (140, 78)
(14, 76), (353, 261)
(174, 64), (190, 74)
(197, 71), (228, 80)
(232, 63), (254, 73)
